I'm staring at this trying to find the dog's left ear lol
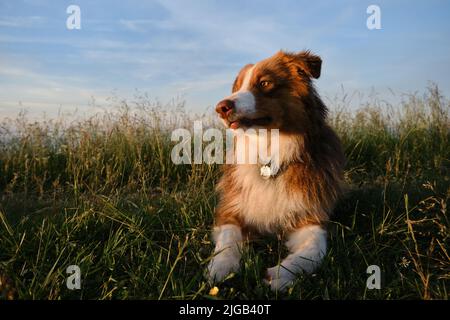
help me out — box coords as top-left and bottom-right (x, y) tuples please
(292, 51), (322, 79)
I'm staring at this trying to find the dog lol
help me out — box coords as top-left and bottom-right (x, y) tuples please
(207, 50), (345, 291)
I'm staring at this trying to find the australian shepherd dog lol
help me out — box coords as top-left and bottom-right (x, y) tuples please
(207, 50), (345, 291)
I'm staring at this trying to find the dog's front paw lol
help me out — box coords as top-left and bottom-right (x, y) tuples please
(207, 251), (240, 283)
(264, 265), (295, 292)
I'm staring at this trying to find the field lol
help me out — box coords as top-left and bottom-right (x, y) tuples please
(0, 85), (449, 300)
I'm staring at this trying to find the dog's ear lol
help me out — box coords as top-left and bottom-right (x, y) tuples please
(290, 51), (322, 79)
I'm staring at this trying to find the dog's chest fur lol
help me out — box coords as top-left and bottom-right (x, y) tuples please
(229, 135), (308, 232)
(232, 166), (307, 232)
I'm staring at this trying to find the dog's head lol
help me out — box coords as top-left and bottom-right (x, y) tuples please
(215, 50), (326, 133)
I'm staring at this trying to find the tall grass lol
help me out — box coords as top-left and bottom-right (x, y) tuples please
(0, 85), (448, 299)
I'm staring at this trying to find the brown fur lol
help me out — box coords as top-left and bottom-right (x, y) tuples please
(215, 50), (345, 236)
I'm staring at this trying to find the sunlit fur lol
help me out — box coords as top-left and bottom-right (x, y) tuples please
(215, 50), (345, 234)
(208, 50), (345, 289)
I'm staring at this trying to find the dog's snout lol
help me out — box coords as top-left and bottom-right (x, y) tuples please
(215, 99), (235, 118)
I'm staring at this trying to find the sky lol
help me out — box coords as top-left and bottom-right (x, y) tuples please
(0, 0), (449, 119)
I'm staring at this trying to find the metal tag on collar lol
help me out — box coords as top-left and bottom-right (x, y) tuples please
(260, 164), (273, 179)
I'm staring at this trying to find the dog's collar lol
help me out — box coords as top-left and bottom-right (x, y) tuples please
(259, 159), (303, 179)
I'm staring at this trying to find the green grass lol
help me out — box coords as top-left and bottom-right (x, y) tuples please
(0, 85), (449, 300)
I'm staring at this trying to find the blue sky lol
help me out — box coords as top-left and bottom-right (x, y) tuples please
(1, 0), (449, 118)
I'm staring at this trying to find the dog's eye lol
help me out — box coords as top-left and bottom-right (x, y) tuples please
(260, 80), (271, 88)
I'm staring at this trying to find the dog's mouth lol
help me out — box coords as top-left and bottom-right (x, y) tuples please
(227, 116), (272, 129)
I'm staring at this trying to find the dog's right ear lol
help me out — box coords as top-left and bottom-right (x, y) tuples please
(285, 51), (322, 79)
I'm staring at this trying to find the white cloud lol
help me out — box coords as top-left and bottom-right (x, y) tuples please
(118, 19), (160, 32)
(0, 57), (111, 119)
(0, 16), (46, 28)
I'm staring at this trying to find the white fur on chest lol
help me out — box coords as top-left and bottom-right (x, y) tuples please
(229, 133), (306, 232)
(231, 164), (308, 232)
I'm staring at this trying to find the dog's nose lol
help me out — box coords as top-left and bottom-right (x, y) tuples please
(215, 99), (235, 118)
